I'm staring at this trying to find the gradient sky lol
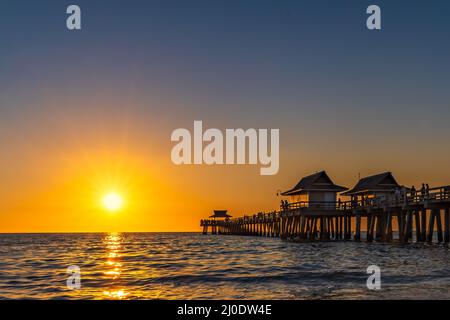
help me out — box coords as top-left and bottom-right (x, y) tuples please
(1, 0), (450, 232)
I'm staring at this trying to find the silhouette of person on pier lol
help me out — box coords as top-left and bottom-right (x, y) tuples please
(410, 185), (416, 200)
(280, 200), (289, 211)
(421, 183), (426, 200)
(400, 186), (408, 205)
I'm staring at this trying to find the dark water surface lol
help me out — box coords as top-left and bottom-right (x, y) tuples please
(0, 233), (448, 299)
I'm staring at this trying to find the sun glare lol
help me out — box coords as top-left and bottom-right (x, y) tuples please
(102, 192), (124, 212)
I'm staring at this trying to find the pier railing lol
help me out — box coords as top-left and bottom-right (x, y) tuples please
(284, 185), (450, 211)
(350, 185), (450, 209)
(287, 201), (348, 210)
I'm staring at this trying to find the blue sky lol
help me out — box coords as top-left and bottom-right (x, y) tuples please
(2, 0), (449, 127)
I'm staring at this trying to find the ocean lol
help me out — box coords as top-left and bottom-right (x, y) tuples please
(0, 233), (448, 299)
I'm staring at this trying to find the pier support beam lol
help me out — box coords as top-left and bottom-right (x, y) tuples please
(355, 215), (361, 241)
(427, 209), (436, 243)
(313, 218), (318, 240)
(375, 215), (382, 241)
(343, 215), (348, 240)
(414, 210), (422, 242)
(436, 209), (443, 243)
(333, 217), (338, 240)
(405, 210), (413, 242)
(385, 212), (393, 242)
(367, 214), (375, 242)
(330, 217), (335, 239)
(398, 212), (404, 242)
(445, 208), (450, 243)
(421, 209), (427, 242)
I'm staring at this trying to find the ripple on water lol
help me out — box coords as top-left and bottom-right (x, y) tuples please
(0, 233), (448, 299)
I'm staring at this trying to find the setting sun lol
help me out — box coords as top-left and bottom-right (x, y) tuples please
(102, 192), (124, 212)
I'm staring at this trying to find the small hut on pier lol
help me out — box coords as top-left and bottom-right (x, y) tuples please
(281, 171), (348, 209)
(209, 210), (232, 221)
(341, 172), (402, 205)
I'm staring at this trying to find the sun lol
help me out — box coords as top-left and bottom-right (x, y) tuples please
(102, 192), (124, 212)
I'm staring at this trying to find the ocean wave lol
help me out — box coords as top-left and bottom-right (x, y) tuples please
(0, 233), (449, 299)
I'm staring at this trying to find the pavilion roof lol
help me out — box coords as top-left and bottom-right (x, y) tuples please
(209, 210), (232, 218)
(342, 172), (401, 196)
(282, 171), (348, 196)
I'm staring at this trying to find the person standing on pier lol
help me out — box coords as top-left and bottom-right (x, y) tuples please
(410, 185), (416, 202)
(280, 200), (289, 211)
(426, 184), (430, 199)
(401, 186), (408, 205)
(421, 183), (426, 200)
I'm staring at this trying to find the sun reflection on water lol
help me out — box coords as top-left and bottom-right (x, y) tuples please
(102, 233), (128, 299)
(103, 289), (129, 299)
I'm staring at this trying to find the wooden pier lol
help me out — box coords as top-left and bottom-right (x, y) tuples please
(200, 172), (450, 244)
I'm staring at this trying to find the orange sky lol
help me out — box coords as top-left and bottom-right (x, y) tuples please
(2, 98), (450, 233)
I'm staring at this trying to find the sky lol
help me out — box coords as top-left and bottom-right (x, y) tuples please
(1, 0), (450, 232)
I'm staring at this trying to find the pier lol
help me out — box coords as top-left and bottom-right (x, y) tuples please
(200, 171), (450, 243)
